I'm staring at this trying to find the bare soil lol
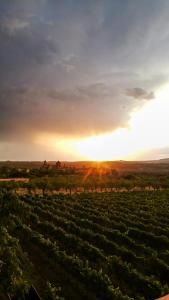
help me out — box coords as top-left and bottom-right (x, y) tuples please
(0, 178), (29, 182)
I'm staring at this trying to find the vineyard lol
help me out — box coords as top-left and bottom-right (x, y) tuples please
(1, 190), (169, 299)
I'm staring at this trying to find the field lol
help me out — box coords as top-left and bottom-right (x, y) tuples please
(1, 190), (169, 299)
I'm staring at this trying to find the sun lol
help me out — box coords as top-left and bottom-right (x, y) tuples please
(76, 129), (138, 161)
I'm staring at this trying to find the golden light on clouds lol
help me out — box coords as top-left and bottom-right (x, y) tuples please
(76, 83), (169, 160)
(35, 133), (79, 160)
(35, 83), (169, 161)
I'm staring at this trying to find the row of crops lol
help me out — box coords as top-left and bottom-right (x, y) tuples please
(1, 190), (169, 299)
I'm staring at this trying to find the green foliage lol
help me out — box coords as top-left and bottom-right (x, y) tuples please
(0, 227), (30, 299)
(1, 190), (169, 299)
(44, 282), (64, 300)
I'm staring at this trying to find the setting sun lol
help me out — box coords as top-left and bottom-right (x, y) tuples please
(35, 83), (169, 161)
(35, 82), (169, 162)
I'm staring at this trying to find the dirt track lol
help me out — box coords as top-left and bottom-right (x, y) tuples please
(157, 295), (169, 300)
(0, 178), (29, 182)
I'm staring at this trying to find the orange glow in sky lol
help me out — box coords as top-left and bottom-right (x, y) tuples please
(35, 83), (169, 161)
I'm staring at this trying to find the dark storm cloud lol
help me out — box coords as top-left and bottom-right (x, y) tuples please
(0, 83), (135, 141)
(0, 15), (60, 82)
(126, 88), (154, 100)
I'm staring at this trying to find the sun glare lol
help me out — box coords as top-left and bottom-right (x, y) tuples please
(35, 83), (169, 161)
(76, 83), (169, 160)
(76, 129), (136, 161)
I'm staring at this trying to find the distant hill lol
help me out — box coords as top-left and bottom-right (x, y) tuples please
(149, 158), (169, 163)
(158, 158), (169, 163)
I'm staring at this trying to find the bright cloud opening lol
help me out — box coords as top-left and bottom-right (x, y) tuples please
(76, 83), (169, 160)
(35, 83), (169, 161)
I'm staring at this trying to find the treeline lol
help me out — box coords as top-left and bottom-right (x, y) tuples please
(1, 173), (169, 195)
(0, 165), (76, 178)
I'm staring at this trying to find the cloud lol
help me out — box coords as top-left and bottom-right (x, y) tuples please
(0, 12), (60, 87)
(56, 54), (79, 73)
(126, 88), (154, 100)
(0, 17), (30, 34)
(0, 82), (139, 142)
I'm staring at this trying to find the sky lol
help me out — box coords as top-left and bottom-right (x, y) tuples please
(0, 0), (169, 161)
